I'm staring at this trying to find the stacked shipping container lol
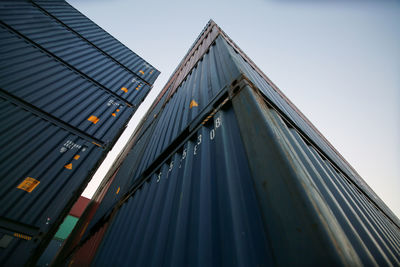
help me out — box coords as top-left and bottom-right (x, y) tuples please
(36, 196), (90, 266)
(0, 0), (159, 265)
(61, 20), (400, 266)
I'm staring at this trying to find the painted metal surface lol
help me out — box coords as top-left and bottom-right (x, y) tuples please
(90, 107), (273, 267)
(33, 0), (160, 85)
(0, 24), (134, 145)
(0, 1), (157, 106)
(36, 238), (63, 267)
(78, 89), (399, 266)
(0, 95), (104, 265)
(63, 20), (399, 266)
(0, 2), (159, 265)
(222, 36), (400, 227)
(54, 215), (79, 240)
(231, 83), (400, 265)
(76, 36), (241, 235)
(69, 196), (90, 218)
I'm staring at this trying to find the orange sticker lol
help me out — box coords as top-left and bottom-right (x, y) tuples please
(121, 87), (128, 93)
(64, 163), (73, 170)
(139, 70), (145, 75)
(74, 155), (80, 160)
(116, 109), (120, 112)
(87, 115), (99, 124)
(112, 113), (116, 117)
(189, 99), (198, 109)
(116, 187), (120, 194)
(17, 177), (40, 193)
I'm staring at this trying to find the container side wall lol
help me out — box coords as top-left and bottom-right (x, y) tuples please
(90, 106), (273, 267)
(33, 0), (160, 85)
(0, 1), (153, 105)
(0, 25), (134, 145)
(231, 83), (400, 266)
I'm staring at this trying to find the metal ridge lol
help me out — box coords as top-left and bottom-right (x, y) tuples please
(30, 0), (154, 87)
(0, 21), (134, 107)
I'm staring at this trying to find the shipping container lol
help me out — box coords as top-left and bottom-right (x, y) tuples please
(32, 0), (159, 85)
(63, 20), (400, 266)
(0, 1), (159, 265)
(69, 196), (90, 218)
(0, 1), (159, 99)
(0, 95), (104, 265)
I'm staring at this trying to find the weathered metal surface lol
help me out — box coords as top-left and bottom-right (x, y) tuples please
(33, 0), (160, 85)
(231, 83), (400, 265)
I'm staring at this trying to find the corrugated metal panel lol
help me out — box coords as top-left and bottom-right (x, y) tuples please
(36, 238), (63, 267)
(231, 82), (400, 265)
(81, 85), (399, 266)
(32, 0), (160, 85)
(90, 107), (273, 266)
(84, 119), (159, 236)
(76, 36), (242, 235)
(70, 222), (110, 267)
(64, 20), (399, 266)
(120, 36), (240, 187)
(222, 36), (400, 227)
(0, 1), (155, 105)
(0, 25), (134, 145)
(0, 96), (104, 265)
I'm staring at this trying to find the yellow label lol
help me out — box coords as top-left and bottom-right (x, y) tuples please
(116, 187), (120, 194)
(74, 155), (80, 160)
(17, 177), (40, 193)
(13, 233), (32, 240)
(121, 87), (128, 93)
(189, 100), (199, 109)
(139, 70), (145, 75)
(64, 163), (73, 170)
(87, 115), (99, 124)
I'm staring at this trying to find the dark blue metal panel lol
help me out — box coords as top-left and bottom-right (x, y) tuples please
(222, 35), (400, 227)
(231, 82), (400, 265)
(91, 107), (273, 267)
(0, 1), (154, 105)
(36, 238), (63, 267)
(0, 24), (133, 145)
(33, 0), (160, 85)
(64, 20), (400, 267)
(0, 96), (104, 265)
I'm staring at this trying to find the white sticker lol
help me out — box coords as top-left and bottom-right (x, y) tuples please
(60, 140), (81, 153)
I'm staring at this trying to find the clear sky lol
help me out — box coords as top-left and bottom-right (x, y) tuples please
(68, 0), (400, 218)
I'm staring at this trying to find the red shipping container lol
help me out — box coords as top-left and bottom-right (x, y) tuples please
(69, 196), (90, 218)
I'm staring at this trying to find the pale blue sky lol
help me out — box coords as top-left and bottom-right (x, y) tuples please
(69, 0), (400, 218)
